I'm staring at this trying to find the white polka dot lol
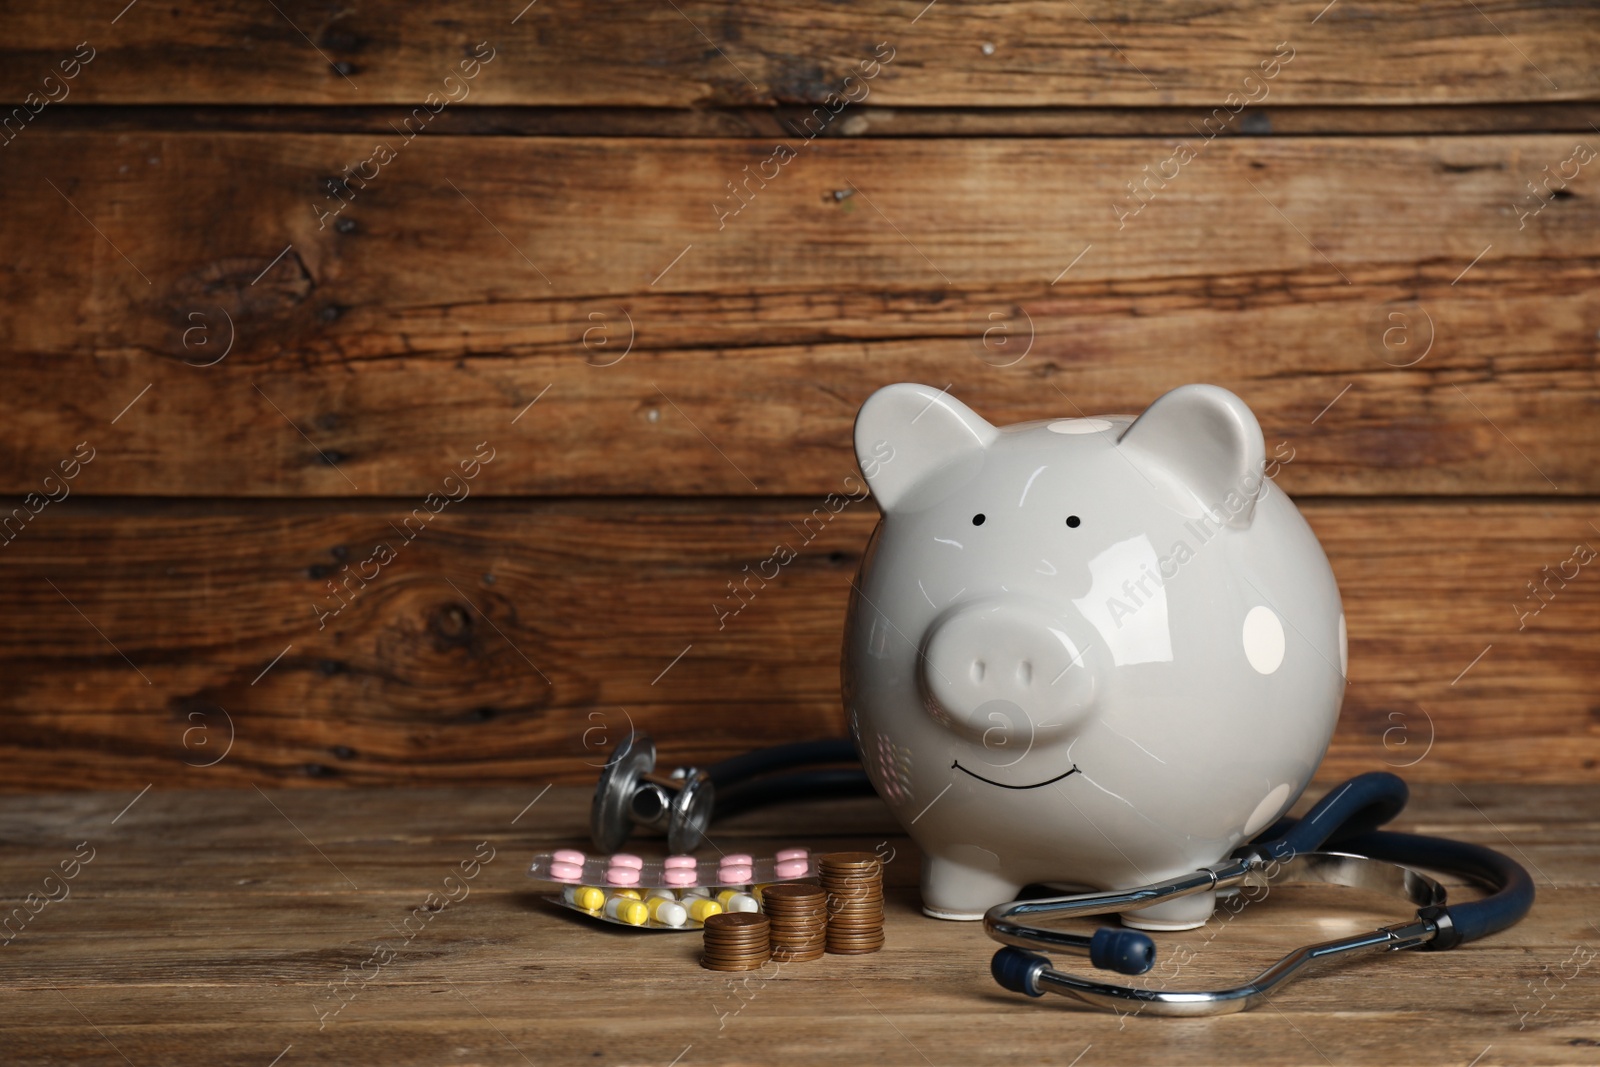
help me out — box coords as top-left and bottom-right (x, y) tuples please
(1243, 783), (1292, 838)
(1047, 418), (1112, 434)
(1242, 605), (1285, 674)
(1338, 613), (1348, 678)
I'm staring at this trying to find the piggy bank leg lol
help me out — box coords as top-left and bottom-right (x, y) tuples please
(1122, 888), (1216, 931)
(920, 854), (1023, 921)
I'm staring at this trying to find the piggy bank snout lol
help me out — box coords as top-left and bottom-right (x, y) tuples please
(921, 600), (1097, 740)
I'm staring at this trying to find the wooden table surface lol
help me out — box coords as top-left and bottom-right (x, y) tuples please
(3, 782), (1596, 1066)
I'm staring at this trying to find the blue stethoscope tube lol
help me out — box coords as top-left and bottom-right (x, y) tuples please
(1242, 770), (1533, 948)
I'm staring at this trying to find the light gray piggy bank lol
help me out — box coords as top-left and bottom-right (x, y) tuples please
(841, 383), (1345, 929)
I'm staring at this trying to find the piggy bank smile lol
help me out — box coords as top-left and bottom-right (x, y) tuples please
(842, 383), (1345, 926)
(948, 761), (1082, 790)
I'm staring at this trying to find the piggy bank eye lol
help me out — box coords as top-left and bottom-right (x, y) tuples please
(1065, 515), (1081, 528)
(972, 514), (986, 526)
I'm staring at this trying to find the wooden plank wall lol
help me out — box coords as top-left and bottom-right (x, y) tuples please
(0, 1), (1596, 790)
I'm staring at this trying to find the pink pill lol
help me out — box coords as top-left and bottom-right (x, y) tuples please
(552, 849), (586, 865)
(610, 854), (644, 869)
(605, 866), (641, 885)
(664, 868), (699, 886)
(776, 848), (808, 862)
(664, 855), (697, 869)
(775, 860), (809, 878)
(719, 865), (753, 883)
(548, 862), (583, 881)
(719, 853), (753, 867)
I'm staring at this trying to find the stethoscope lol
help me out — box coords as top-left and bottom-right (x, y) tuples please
(592, 736), (1533, 1016)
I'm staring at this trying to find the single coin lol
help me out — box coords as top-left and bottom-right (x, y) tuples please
(763, 883), (826, 899)
(821, 851), (881, 865)
(701, 959), (772, 971)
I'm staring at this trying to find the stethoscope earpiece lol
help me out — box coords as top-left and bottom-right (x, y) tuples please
(983, 772), (1535, 1015)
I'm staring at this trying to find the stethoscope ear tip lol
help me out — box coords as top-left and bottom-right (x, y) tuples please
(991, 947), (1050, 997)
(1090, 927), (1156, 975)
(991, 930), (1155, 1000)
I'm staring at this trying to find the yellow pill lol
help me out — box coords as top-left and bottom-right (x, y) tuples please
(613, 889), (643, 900)
(715, 889), (741, 905)
(688, 898), (724, 923)
(616, 899), (649, 926)
(572, 886), (605, 911)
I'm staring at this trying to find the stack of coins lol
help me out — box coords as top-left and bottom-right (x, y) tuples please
(700, 912), (772, 971)
(820, 852), (885, 954)
(761, 883), (828, 962)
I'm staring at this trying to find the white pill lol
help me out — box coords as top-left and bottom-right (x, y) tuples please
(648, 898), (688, 927)
(724, 893), (760, 913)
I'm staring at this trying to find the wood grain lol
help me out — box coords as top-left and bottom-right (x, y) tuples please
(29, 103), (1600, 139)
(2, 132), (1596, 496)
(0, 783), (1594, 1066)
(0, 499), (1593, 792)
(2, 1), (1597, 107)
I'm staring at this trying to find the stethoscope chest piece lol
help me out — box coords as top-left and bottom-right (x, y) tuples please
(590, 733), (713, 854)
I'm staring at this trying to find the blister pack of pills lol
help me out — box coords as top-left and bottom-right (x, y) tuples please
(529, 848), (814, 931)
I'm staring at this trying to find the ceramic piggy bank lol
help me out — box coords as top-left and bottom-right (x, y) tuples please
(841, 383), (1345, 929)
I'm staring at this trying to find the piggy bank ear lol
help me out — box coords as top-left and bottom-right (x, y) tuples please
(1117, 384), (1267, 528)
(855, 383), (998, 513)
